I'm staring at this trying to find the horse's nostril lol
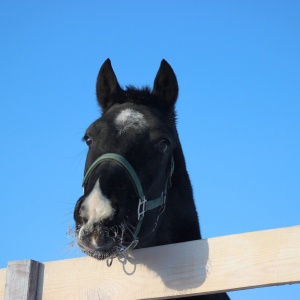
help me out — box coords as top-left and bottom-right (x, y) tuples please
(94, 233), (115, 250)
(95, 230), (111, 245)
(99, 231), (106, 238)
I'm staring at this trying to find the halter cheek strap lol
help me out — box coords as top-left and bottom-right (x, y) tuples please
(82, 153), (174, 251)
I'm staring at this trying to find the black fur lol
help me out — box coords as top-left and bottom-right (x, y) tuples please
(74, 59), (229, 299)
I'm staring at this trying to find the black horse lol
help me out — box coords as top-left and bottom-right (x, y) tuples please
(74, 59), (229, 300)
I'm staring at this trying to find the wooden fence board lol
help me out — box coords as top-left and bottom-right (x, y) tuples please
(36, 226), (300, 299)
(1, 226), (299, 299)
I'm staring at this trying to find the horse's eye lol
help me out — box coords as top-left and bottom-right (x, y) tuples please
(84, 135), (93, 147)
(157, 139), (170, 153)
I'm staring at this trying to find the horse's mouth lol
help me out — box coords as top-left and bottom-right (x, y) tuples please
(75, 223), (132, 260)
(77, 236), (115, 252)
(77, 236), (124, 260)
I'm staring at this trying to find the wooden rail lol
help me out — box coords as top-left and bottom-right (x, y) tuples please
(1, 225), (300, 299)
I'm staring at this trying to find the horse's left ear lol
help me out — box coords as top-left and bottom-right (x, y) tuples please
(96, 58), (122, 112)
(152, 59), (179, 108)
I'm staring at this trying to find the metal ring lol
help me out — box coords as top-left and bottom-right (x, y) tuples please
(106, 257), (113, 267)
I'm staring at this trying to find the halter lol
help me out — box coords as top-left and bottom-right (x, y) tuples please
(82, 153), (174, 253)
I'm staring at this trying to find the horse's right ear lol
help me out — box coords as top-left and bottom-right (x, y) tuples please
(96, 59), (121, 112)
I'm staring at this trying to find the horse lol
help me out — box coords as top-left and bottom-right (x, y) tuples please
(73, 59), (230, 300)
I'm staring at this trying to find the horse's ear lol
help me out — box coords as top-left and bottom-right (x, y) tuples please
(152, 59), (179, 108)
(96, 58), (121, 112)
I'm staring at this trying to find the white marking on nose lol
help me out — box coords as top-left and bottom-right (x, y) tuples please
(82, 179), (115, 225)
(115, 108), (148, 135)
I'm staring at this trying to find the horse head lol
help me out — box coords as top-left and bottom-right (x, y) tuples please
(74, 59), (179, 260)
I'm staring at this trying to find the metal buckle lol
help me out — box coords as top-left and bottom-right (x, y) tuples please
(138, 197), (147, 220)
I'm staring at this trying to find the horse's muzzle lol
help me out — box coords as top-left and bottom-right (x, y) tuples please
(77, 227), (116, 253)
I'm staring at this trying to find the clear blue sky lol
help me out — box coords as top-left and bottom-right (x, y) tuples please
(1, 1), (299, 299)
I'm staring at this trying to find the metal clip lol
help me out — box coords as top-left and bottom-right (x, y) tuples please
(125, 239), (139, 251)
(137, 197), (147, 220)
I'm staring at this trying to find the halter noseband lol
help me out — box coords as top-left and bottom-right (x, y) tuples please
(82, 153), (174, 252)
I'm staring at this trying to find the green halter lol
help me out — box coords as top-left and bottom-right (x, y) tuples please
(82, 153), (174, 251)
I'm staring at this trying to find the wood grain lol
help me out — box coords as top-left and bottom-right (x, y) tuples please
(0, 268), (6, 299)
(37, 226), (300, 299)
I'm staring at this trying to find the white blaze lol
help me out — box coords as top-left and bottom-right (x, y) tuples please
(79, 180), (114, 237)
(115, 108), (148, 135)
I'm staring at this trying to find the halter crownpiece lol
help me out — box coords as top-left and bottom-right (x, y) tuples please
(82, 153), (174, 252)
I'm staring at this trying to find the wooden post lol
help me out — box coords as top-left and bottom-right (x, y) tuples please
(4, 260), (40, 300)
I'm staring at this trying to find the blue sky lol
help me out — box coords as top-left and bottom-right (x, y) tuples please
(1, 1), (299, 299)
